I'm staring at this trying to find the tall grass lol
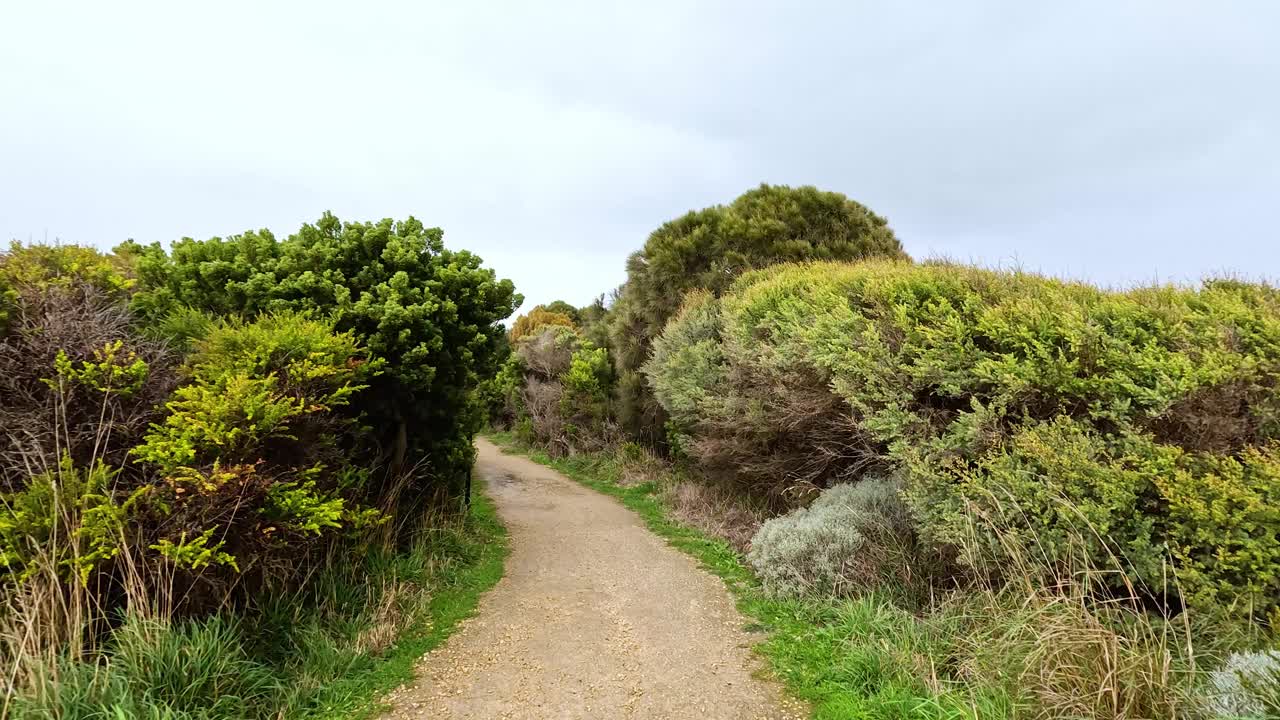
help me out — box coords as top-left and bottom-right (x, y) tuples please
(2, 487), (507, 719)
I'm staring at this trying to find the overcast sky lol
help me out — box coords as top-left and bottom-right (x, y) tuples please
(2, 2), (1277, 313)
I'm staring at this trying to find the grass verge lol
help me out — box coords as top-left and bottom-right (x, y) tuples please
(484, 432), (1009, 720)
(8, 481), (508, 720)
(291, 483), (509, 719)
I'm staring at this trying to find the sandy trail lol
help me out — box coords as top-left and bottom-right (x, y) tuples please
(381, 437), (804, 720)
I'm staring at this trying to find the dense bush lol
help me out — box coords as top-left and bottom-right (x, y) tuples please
(516, 324), (579, 380)
(1, 224), (517, 708)
(608, 184), (906, 441)
(491, 323), (617, 454)
(647, 260), (1280, 622)
(125, 213), (520, 498)
(131, 312), (385, 601)
(509, 306), (576, 342)
(0, 244), (174, 491)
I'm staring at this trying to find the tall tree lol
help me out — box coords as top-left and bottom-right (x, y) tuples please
(608, 183), (906, 441)
(127, 213), (521, 498)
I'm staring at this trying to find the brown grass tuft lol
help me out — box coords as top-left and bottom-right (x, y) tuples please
(661, 480), (764, 553)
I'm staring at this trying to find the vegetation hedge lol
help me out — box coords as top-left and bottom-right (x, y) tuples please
(0, 219), (518, 707)
(646, 259), (1280, 622)
(607, 183), (907, 442)
(123, 213), (520, 500)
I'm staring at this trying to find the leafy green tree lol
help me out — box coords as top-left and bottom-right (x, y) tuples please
(118, 230), (282, 320)
(127, 214), (520, 500)
(608, 183), (906, 441)
(540, 300), (581, 324)
(576, 294), (612, 351)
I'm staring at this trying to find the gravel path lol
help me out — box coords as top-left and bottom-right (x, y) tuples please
(381, 437), (805, 720)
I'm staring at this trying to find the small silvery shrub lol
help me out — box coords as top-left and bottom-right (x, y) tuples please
(1202, 650), (1280, 719)
(747, 478), (929, 599)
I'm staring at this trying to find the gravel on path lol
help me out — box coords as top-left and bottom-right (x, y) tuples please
(381, 437), (805, 720)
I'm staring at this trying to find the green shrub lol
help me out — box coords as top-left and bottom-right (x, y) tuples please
(127, 213), (521, 500)
(131, 312), (383, 600)
(648, 260), (1280, 621)
(147, 305), (217, 352)
(644, 290), (723, 430)
(560, 342), (612, 440)
(497, 323), (617, 453)
(0, 273), (13, 335)
(609, 184), (906, 441)
(747, 479), (942, 601)
(0, 457), (138, 584)
(0, 246), (177, 493)
(2, 229), (517, 715)
(1157, 443), (1280, 622)
(514, 324), (579, 380)
(644, 280), (881, 502)
(479, 352), (525, 427)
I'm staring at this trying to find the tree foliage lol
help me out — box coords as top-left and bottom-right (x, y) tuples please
(608, 183), (905, 440)
(539, 300), (581, 324)
(646, 259), (1280, 622)
(509, 306), (576, 343)
(127, 213), (521, 492)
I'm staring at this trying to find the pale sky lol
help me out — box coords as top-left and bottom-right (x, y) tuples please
(2, 2), (1277, 313)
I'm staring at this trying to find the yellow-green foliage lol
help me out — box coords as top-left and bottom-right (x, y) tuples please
(0, 242), (135, 336)
(133, 312), (384, 576)
(509, 307), (576, 342)
(0, 457), (142, 583)
(134, 374), (311, 474)
(150, 527), (239, 571)
(0, 241), (135, 299)
(51, 340), (150, 397)
(560, 342), (612, 433)
(0, 273), (13, 334)
(646, 260), (1280, 621)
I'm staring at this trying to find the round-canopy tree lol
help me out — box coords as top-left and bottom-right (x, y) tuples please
(509, 306), (576, 342)
(608, 183), (906, 441)
(125, 213), (521, 502)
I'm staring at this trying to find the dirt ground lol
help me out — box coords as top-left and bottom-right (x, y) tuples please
(380, 437), (805, 720)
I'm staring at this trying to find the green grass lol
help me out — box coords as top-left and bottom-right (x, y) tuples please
(9, 482), (508, 720)
(485, 432), (1010, 720)
(288, 485), (509, 719)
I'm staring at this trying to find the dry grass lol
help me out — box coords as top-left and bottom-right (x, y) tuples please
(661, 480), (764, 553)
(937, 491), (1220, 720)
(615, 442), (668, 487)
(950, 587), (1196, 719)
(352, 579), (412, 656)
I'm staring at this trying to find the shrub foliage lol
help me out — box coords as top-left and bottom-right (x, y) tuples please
(0, 219), (518, 703)
(125, 213), (520, 494)
(646, 260), (1280, 622)
(607, 184), (906, 441)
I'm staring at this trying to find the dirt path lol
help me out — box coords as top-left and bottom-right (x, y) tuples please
(381, 438), (804, 720)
